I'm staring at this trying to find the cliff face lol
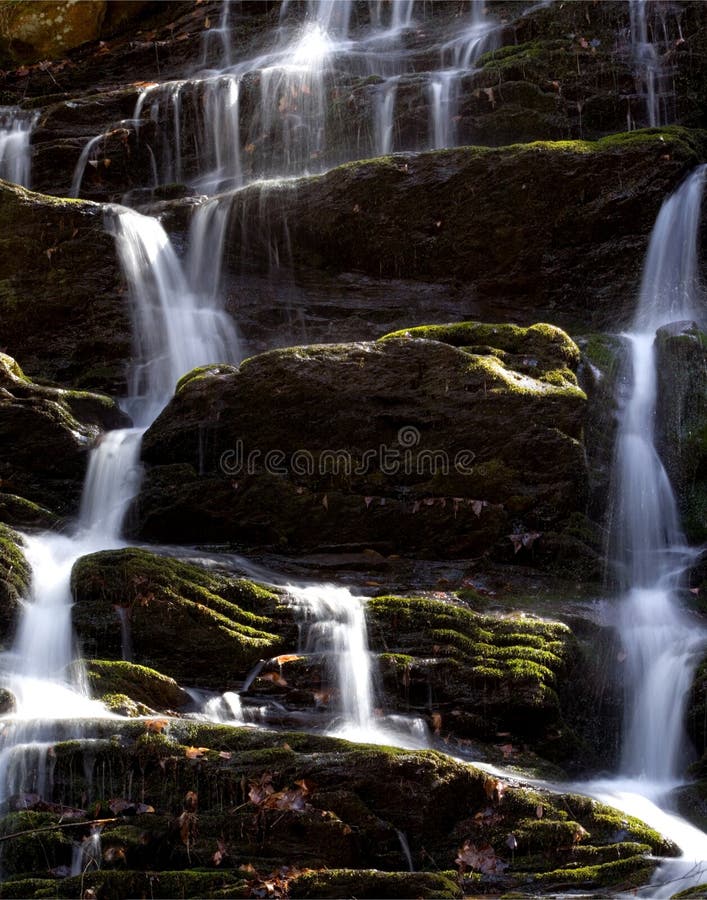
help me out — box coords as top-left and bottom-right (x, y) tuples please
(0, 3), (705, 896)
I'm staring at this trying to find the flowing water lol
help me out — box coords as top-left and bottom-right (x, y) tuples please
(285, 584), (426, 747)
(71, 0), (500, 199)
(0, 107), (37, 187)
(0, 205), (240, 805)
(627, 0), (679, 129)
(576, 165), (707, 894)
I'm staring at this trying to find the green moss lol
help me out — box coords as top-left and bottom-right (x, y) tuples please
(379, 320), (580, 370)
(477, 40), (552, 69)
(533, 854), (656, 889)
(87, 659), (189, 711)
(0, 879), (60, 899)
(0, 812), (73, 876)
(0, 523), (30, 603)
(175, 363), (239, 394)
(72, 548), (292, 688)
(288, 869), (462, 899)
(0, 493), (59, 530)
(578, 333), (623, 374)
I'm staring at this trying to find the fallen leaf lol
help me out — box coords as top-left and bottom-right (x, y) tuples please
(144, 718), (169, 733)
(185, 746), (210, 759)
(456, 840), (508, 874)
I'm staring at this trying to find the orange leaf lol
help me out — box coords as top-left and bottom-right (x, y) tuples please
(185, 746), (209, 759)
(145, 718), (169, 733)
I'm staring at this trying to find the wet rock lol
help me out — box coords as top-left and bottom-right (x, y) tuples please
(0, 686), (16, 713)
(224, 129), (707, 334)
(136, 324), (588, 562)
(86, 659), (191, 713)
(0, 353), (129, 517)
(655, 322), (707, 545)
(288, 869), (462, 899)
(0, 524), (30, 642)
(0, 181), (129, 391)
(0, 493), (60, 530)
(71, 547), (296, 689)
(0, 721), (675, 895)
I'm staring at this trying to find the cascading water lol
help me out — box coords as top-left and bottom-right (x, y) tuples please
(612, 165), (707, 783)
(80, 0), (502, 199)
(627, 0), (679, 129)
(0, 107), (37, 187)
(629, 0), (661, 127)
(0, 201), (240, 808)
(286, 583), (428, 747)
(580, 165), (707, 895)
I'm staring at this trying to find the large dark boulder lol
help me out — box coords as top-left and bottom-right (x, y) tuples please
(0, 181), (129, 391)
(134, 322), (589, 561)
(220, 129), (707, 345)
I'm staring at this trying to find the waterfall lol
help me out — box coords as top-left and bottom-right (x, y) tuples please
(286, 584), (428, 747)
(288, 584), (376, 737)
(629, 0), (660, 127)
(628, 0), (675, 128)
(104, 205), (240, 426)
(611, 165), (707, 784)
(125, 0), (502, 194)
(374, 78), (398, 156)
(0, 189), (240, 808)
(0, 107), (37, 187)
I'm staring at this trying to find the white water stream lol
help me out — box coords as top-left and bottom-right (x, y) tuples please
(0, 204), (240, 803)
(0, 107), (37, 187)
(570, 165), (707, 895)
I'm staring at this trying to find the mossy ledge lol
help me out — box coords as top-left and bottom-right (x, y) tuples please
(72, 547), (295, 689)
(0, 722), (675, 896)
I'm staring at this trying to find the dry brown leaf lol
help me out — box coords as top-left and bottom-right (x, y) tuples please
(456, 840), (508, 874)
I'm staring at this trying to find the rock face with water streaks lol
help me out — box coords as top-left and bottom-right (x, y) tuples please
(0, 353), (128, 521)
(134, 323), (591, 564)
(0, 720), (676, 897)
(0, 181), (128, 391)
(655, 322), (707, 547)
(225, 129), (707, 337)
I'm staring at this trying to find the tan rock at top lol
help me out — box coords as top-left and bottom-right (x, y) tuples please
(0, 0), (107, 64)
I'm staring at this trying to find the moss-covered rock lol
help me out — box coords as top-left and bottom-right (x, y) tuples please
(0, 523), (30, 643)
(366, 593), (580, 755)
(0, 493), (59, 531)
(288, 869), (462, 898)
(0, 720), (673, 895)
(224, 129), (707, 335)
(136, 329), (588, 561)
(86, 659), (191, 712)
(72, 548), (295, 689)
(0, 353), (128, 517)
